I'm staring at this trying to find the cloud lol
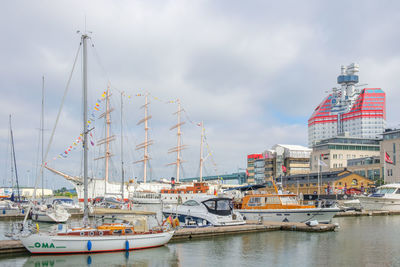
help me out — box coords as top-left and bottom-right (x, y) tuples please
(1, 0), (399, 189)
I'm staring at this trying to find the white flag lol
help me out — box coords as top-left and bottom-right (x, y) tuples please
(318, 159), (327, 167)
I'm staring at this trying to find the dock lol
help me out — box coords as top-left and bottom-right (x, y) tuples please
(335, 210), (400, 217)
(0, 221), (336, 255)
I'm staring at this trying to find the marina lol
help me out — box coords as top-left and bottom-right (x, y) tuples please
(2, 1), (400, 266)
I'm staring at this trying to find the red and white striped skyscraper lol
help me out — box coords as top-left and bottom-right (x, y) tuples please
(308, 63), (386, 147)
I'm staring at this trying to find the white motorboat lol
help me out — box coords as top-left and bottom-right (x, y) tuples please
(162, 196), (245, 227)
(47, 198), (82, 214)
(358, 184), (400, 211)
(31, 203), (71, 223)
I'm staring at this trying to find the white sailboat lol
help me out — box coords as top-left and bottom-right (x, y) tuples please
(20, 33), (174, 254)
(31, 76), (71, 223)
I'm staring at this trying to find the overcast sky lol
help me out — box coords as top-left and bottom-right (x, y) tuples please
(1, 1), (400, 189)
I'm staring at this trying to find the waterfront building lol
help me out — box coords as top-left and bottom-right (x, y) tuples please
(310, 136), (380, 173)
(275, 170), (374, 195)
(308, 63), (386, 147)
(346, 156), (382, 183)
(247, 154), (263, 184)
(247, 145), (311, 184)
(381, 128), (400, 183)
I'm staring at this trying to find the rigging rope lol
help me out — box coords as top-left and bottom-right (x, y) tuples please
(24, 42), (82, 225)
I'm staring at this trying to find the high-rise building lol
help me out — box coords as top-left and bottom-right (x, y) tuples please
(308, 63), (386, 147)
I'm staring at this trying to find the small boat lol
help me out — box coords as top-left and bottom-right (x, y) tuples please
(358, 184), (400, 211)
(47, 198), (82, 214)
(31, 203), (71, 223)
(162, 195), (245, 227)
(0, 200), (22, 215)
(236, 192), (340, 224)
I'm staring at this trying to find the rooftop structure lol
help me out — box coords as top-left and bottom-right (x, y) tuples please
(308, 63), (386, 147)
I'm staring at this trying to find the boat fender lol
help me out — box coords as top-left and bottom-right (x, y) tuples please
(89, 231), (95, 237)
(80, 231), (85, 236)
(125, 240), (129, 251)
(87, 240), (92, 251)
(2, 210), (5, 215)
(58, 224), (63, 231)
(36, 223), (40, 233)
(99, 231), (103, 236)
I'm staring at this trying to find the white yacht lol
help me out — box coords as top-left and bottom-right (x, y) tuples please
(47, 198), (82, 214)
(31, 203), (71, 223)
(162, 196), (245, 227)
(358, 184), (400, 211)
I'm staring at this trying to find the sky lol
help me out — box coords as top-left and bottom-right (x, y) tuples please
(1, 0), (400, 190)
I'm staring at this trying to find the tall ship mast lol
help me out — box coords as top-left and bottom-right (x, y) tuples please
(134, 92), (153, 183)
(94, 87), (115, 196)
(168, 99), (187, 183)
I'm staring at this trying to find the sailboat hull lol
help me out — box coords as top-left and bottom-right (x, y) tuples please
(20, 231), (174, 254)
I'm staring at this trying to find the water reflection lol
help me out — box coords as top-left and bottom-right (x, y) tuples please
(23, 246), (177, 267)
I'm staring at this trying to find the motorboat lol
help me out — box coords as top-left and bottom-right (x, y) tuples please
(162, 195), (245, 227)
(237, 193), (340, 224)
(31, 203), (71, 223)
(47, 198), (82, 214)
(358, 184), (400, 211)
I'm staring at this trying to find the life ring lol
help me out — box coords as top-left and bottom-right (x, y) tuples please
(80, 231), (85, 236)
(98, 231), (103, 236)
(89, 231), (95, 237)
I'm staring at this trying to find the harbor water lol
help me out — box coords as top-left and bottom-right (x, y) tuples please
(0, 215), (399, 266)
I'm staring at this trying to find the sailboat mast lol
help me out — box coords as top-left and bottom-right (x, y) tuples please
(41, 76), (45, 200)
(120, 91), (125, 201)
(199, 121), (204, 182)
(105, 87), (111, 194)
(9, 115), (21, 202)
(144, 93), (149, 183)
(134, 93), (153, 183)
(167, 99), (186, 183)
(176, 100), (181, 182)
(82, 34), (89, 224)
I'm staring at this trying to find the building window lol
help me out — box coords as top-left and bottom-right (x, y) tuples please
(333, 154), (337, 159)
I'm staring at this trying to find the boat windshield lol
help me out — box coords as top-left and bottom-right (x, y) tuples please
(53, 199), (74, 204)
(377, 188), (397, 194)
(182, 200), (200, 206)
(202, 199), (232, 216)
